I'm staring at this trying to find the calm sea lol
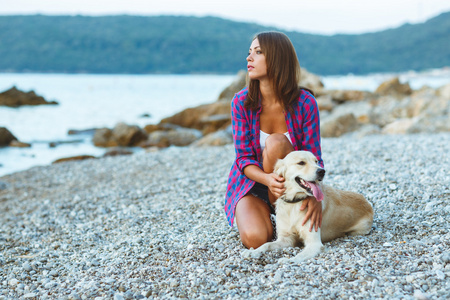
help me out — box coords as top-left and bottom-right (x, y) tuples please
(1, 70), (449, 177)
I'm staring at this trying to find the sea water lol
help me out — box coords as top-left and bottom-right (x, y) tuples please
(1, 70), (449, 177)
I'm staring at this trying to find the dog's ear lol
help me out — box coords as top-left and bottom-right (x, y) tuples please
(274, 158), (286, 177)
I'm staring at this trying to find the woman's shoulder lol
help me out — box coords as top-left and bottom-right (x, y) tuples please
(231, 87), (248, 105)
(299, 88), (315, 101)
(234, 87), (248, 99)
(292, 88), (318, 113)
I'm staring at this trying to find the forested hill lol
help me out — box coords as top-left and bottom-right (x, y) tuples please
(0, 13), (448, 75)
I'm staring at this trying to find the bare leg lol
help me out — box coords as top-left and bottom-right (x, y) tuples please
(242, 235), (296, 259)
(235, 194), (273, 249)
(284, 223), (323, 263)
(262, 133), (294, 204)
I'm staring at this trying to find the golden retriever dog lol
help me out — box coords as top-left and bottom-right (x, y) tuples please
(242, 150), (374, 263)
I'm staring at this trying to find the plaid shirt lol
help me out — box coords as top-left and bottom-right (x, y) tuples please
(224, 87), (323, 227)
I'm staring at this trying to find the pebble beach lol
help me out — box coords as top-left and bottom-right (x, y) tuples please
(0, 133), (449, 299)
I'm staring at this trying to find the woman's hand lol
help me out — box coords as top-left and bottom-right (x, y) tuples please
(265, 173), (285, 200)
(300, 196), (322, 232)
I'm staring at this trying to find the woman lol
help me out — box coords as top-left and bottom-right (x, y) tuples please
(224, 31), (324, 249)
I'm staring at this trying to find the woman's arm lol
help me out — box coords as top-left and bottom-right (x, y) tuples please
(231, 94), (285, 202)
(300, 91), (324, 168)
(299, 92), (324, 231)
(231, 94), (261, 172)
(243, 165), (285, 201)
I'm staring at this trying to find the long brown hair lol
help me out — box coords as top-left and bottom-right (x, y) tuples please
(245, 31), (310, 112)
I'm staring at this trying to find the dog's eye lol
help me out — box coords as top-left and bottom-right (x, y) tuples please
(298, 161), (306, 166)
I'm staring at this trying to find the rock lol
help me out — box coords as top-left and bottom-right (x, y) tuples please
(0, 127), (18, 146)
(369, 96), (404, 127)
(382, 118), (416, 134)
(156, 70), (448, 141)
(52, 155), (97, 164)
(411, 88), (449, 118)
(199, 113), (231, 135)
(103, 148), (134, 157)
(320, 113), (359, 137)
(331, 101), (372, 124)
(327, 90), (369, 102)
(217, 70), (247, 101)
(0, 86), (58, 107)
(112, 122), (148, 147)
(93, 128), (117, 147)
(353, 124), (381, 138)
(23, 293), (37, 299)
(68, 128), (97, 136)
(299, 68), (324, 92)
(375, 77), (412, 96)
(9, 140), (31, 147)
(49, 140), (83, 148)
(159, 100), (230, 134)
(407, 115), (450, 133)
(8, 278), (19, 286)
(144, 124), (165, 134)
(143, 123), (183, 134)
(190, 129), (233, 147)
(437, 82), (450, 100)
(22, 262), (32, 272)
(93, 123), (148, 147)
(143, 127), (202, 147)
(316, 95), (335, 112)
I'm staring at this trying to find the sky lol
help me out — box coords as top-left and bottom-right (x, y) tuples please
(1, 0), (449, 35)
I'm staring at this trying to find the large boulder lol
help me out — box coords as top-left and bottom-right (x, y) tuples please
(143, 127), (202, 148)
(0, 127), (17, 146)
(327, 90), (369, 103)
(217, 70), (247, 101)
(191, 127), (233, 147)
(407, 115), (450, 133)
(9, 140), (31, 148)
(92, 123), (147, 147)
(92, 128), (116, 147)
(381, 118), (416, 135)
(198, 113), (231, 135)
(331, 101), (373, 124)
(299, 68), (324, 93)
(375, 77), (412, 96)
(111, 122), (147, 147)
(0, 86), (58, 107)
(159, 100), (231, 134)
(53, 155), (97, 164)
(320, 113), (359, 137)
(437, 82), (450, 100)
(315, 95), (335, 112)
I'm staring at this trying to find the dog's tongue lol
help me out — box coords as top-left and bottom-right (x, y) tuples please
(307, 181), (324, 202)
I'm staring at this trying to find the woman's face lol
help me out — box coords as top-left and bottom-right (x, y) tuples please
(247, 38), (268, 81)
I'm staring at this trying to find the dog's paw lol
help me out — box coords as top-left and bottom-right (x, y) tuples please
(278, 257), (294, 264)
(241, 249), (262, 259)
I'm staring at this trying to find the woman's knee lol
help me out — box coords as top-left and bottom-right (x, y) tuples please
(264, 133), (293, 158)
(235, 196), (273, 249)
(240, 225), (272, 249)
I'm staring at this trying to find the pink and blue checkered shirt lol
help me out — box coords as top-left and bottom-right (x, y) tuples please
(224, 87), (324, 227)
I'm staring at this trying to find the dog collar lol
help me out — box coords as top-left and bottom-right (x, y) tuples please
(280, 195), (305, 204)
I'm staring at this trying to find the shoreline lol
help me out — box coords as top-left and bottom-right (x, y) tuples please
(0, 133), (449, 299)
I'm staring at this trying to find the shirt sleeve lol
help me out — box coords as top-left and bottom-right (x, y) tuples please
(231, 95), (262, 174)
(301, 93), (324, 168)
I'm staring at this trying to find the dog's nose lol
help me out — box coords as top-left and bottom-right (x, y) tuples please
(316, 168), (325, 180)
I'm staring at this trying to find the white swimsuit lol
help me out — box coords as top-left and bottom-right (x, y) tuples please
(260, 130), (293, 152)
